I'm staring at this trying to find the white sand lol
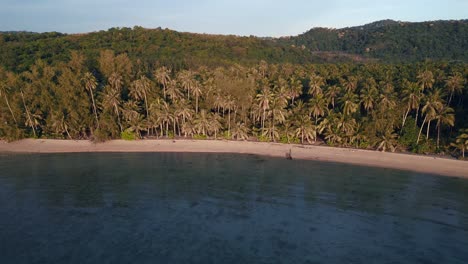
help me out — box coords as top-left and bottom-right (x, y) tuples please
(1, 139), (467, 177)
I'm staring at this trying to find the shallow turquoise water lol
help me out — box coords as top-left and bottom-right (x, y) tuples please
(0, 153), (467, 263)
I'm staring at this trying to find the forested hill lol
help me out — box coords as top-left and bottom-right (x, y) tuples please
(0, 27), (359, 73)
(1, 19), (467, 72)
(283, 19), (468, 62)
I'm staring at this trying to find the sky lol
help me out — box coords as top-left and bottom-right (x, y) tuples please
(1, 0), (467, 37)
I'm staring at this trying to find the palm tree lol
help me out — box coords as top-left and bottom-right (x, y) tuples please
(417, 70), (435, 91)
(401, 81), (421, 128)
(340, 91), (359, 116)
(194, 109), (212, 137)
(376, 131), (398, 152)
(325, 85), (341, 109)
(287, 77), (302, 104)
(129, 75), (151, 119)
(166, 79), (182, 102)
(342, 76), (358, 94)
(122, 101), (146, 138)
(450, 129), (468, 158)
(224, 95), (236, 137)
(266, 98), (287, 142)
(20, 90), (38, 137)
(445, 73), (464, 106)
(154, 66), (171, 99)
(256, 87), (273, 130)
(435, 106), (455, 149)
(0, 71), (18, 124)
(181, 120), (195, 138)
(108, 72), (123, 92)
(101, 87), (123, 132)
(231, 122), (250, 140)
(360, 84), (378, 113)
(308, 74), (325, 96)
(175, 100), (194, 137)
(417, 89), (444, 143)
(308, 93), (327, 125)
(294, 115), (316, 144)
(49, 110), (71, 139)
(191, 81), (203, 113)
(82, 72), (100, 128)
(177, 70), (196, 100)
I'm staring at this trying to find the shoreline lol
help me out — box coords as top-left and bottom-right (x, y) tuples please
(1, 139), (467, 178)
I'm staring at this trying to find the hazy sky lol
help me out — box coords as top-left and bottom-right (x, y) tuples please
(1, 0), (467, 36)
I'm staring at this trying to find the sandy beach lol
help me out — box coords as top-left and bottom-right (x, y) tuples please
(1, 139), (467, 177)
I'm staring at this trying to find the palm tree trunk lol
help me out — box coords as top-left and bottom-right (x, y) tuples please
(144, 93), (149, 132)
(415, 107), (419, 127)
(426, 119), (431, 140)
(417, 116), (427, 144)
(196, 95), (199, 114)
(228, 110), (231, 137)
(262, 109), (266, 130)
(402, 107), (410, 129)
(20, 91), (36, 137)
(4, 95), (17, 124)
(436, 120), (441, 149)
(90, 91), (99, 128)
(114, 105), (122, 132)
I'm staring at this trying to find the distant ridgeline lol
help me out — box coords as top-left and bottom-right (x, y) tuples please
(282, 19), (468, 63)
(0, 19), (467, 72)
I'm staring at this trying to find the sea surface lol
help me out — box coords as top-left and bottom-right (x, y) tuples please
(0, 153), (467, 264)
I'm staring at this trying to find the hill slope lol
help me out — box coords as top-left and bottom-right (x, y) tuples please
(284, 19), (468, 62)
(0, 19), (467, 72)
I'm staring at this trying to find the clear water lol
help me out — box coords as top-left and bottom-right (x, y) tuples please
(0, 153), (467, 264)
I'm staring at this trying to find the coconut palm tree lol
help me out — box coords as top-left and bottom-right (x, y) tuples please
(0, 71), (18, 124)
(101, 87), (123, 132)
(450, 129), (468, 158)
(360, 83), (378, 113)
(325, 85), (341, 109)
(342, 76), (358, 94)
(129, 75), (151, 119)
(191, 81), (203, 113)
(231, 122), (250, 140)
(376, 130), (398, 152)
(153, 66), (171, 99)
(256, 87), (273, 130)
(49, 110), (71, 139)
(435, 106), (455, 149)
(340, 91), (359, 116)
(401, 80), (421, 128)
(224, 95), (236, 137)
(287, 77), (302, 104)
(177, 70), (196, 100)
(181, 120), (195, 138)
(194, 109), (212, 137)
(445, 73), (464, 106)
(166, 79), (182, 102)
(417, 70), (435, 91)
(82, 72), (100, 128)
(122, 101), (146, 138)
(417, 89), (444, 143)
(294, 115), (316, 144)
(308, 74), (325, 96)
(308, 93), (327, 125)
(20, 90), (39, 137)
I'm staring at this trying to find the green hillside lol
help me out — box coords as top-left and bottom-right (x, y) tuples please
(284, 19), (468, 62)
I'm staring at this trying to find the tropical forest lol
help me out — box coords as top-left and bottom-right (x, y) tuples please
(1, 20), (467, 157)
